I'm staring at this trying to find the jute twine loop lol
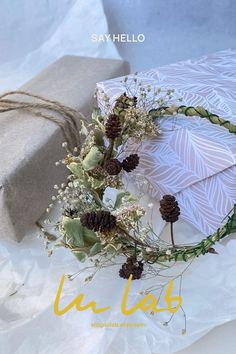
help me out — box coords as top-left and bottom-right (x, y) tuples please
(0, 90), (87, 152)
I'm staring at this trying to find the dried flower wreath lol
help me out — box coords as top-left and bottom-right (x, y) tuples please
(44, 76), (236, 282)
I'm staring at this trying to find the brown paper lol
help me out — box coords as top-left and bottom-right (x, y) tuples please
(0, 56), (129, 241)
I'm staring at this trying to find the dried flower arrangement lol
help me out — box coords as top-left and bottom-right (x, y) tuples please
(43, 76), (236, 283)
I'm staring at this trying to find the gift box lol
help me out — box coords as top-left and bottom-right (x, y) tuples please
(97, 50), (236, 235)
(0, 56), (129, 241)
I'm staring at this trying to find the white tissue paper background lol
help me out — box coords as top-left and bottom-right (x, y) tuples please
(0, 181), (236, 354)
(0, 0), (120, 92)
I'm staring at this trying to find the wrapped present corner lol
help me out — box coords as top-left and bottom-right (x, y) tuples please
(97, 50), (236, 235)
(0, 56), (129, 241)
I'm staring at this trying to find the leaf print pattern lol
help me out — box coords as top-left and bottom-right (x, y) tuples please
(97, 50), (236, 235)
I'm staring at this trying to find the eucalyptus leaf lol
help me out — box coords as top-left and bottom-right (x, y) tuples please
(90, 177), (104, 190)
(83, 228), (99, 245)
(68, 162), (83, 178)
(92, 109), (105, 131)
(106, 245), (116, 253)
(62, 217), (85, 247)
(91, 108), (101, 120)
(81, 120), (89, 136)
(89, 242), (102, 256)
(68, 163), (90, 188)
(82, 146), (103, 171)
(73, 251), (87, 262)
(115, 136), (123, 148)
(94, 129), (105, 147)
(104, 244), (118, 254)
(114, 191), (136, 209)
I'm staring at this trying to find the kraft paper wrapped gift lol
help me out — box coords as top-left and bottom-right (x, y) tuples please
(97, 49), (236, 235)
(0, 56), (129, 241)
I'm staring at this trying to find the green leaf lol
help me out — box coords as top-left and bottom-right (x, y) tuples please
(68, 163), (90, 187)
(62, 217), (102, 262)
(115, 136), (123, 148)
(82, 146), (103, 171)
(90, 177), (104, 190)
(104, 243), (122, 253)
(68, 162), (83, 178)
(92, 109), (105, 131)
(62, 217), (85, 247)
(81, 120), (89, 136)
(62, 216), (99, 246)
(89, 242), (102, 256)
(73, 251), (87, 262)
(94, 129), (105, 147)
(114, 191), (136, 209)
(104, 244), (116, 254)
(83, 228), (99, 245)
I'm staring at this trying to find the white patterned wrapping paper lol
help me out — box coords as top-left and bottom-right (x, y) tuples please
(97, 50), (236, 235)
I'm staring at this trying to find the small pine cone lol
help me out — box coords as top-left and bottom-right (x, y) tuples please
(80, 210), (116, 233)
(113, 93), (137, 117)
(63, 208), (79, 219)
(159, 195), (180, 223)
(90, 165), (104, 178)
(133, 96), (138, 106)
(104, 159), (122, 175)
(119, 256), (144, 280)
(105, 114), (122, 139)
(122, 154), (140, 172)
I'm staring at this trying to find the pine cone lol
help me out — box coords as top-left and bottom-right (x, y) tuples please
(63, 208), (79, 219)
(113, 93), (137, 118)
(90, 165), (104, 178)
(105, 114), (122, 139)
(122, 154), (140, 172)
(119, 256), (144, 280)
(104, 159), (122, 175)
(80, 210), (116, 232)
(159, 195), (180, 223)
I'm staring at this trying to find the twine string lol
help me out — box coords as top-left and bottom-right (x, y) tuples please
(0, 90), (87, 152)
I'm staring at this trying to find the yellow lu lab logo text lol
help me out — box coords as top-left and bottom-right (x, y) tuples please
(54, 274), (182, 316)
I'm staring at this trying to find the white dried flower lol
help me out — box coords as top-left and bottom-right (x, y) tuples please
(145, 247), (153, 252)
